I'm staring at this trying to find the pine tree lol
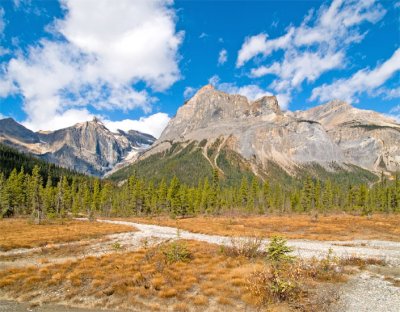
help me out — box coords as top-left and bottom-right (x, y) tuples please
(301, 176), (314, 212)
(314, 180), (321, 212)
(209, 169), (220, 212)
(322, 179), (333, 213)
(100, 182), (113, 216)
(262, 181), (271, 214)
(239, 177), (249, 209)
(43, 176), (55, 218)
(248, 177), (259, 213)
(157, 178), (168, 214)
(0, 172), (11, 217)
(167, 176), (181, 217)
(30, 165), (43, 224)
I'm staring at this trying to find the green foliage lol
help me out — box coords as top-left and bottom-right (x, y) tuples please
(0, 139), (398, 220)
(0, 143), (83, 183)
(162, 241), (192, 264)
(266, 236), (295, 263)
(109, 142), (213, 185)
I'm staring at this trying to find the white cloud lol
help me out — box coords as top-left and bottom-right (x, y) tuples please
(218, 49), (228, 65)
(310, 48), (400, 103)
(218, 83), (272, 101)
(237, 29), (294, 67)
(237, 34), (268, 68)
(208, 75), (220, 86)
(183, 86), (197, 99)
(199, 32), (208, 39)
(386, 105), (400, 123)
(373, 86), (400, 100)
(1, 0), (182, 131)
(252, 51), (344, 89)
(208, 75), (272, 101)
(236, 0), (386, 105)
(23, 108), (93, 131)
(104, 112), (170, 138)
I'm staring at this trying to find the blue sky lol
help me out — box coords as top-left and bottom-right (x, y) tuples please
(0, 0), (399, 137)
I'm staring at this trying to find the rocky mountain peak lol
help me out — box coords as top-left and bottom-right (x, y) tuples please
(251, 95), (282, 116)
(160, 85), (285, 141)
(0, 117), (40, 144)
(197, 84), (215, 94)
(0, 118), (155, 176)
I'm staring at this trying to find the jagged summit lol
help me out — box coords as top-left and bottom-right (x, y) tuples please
(0, 117), (40, 144)
(0, 118), (155, 176)
(251, 95), (282, 115)
(160, 86), (283, 142)
(139, 87), (400, 177)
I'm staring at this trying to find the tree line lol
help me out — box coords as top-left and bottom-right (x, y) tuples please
(1, 165), (399, 222)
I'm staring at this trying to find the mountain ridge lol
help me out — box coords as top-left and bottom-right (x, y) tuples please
(116, 86), (400, 184)
(0, 117), (156, 176)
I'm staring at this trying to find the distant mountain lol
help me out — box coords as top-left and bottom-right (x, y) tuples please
(0, 117), (155, 176)
(0, 142), (84, 180)
(110, 85), (399, 185)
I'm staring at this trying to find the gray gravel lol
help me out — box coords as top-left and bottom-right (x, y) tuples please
(333, 271), (400, 312)
(98, 219), (400, 266)
(2, 218), (399, 312)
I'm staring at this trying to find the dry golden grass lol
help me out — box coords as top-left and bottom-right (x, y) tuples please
(0, 240), (260, 310)
(0, 239), (356, 311)
(0, 219), (135, 251)
(125, 214), (400, 241)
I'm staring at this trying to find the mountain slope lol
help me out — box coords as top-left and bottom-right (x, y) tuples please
(0, 118), (155, 176)
(0, 143), (83, 180)
(297, 100), (400, 172)
(111, 85), (388, 185)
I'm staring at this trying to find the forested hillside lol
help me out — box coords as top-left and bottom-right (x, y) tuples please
(0, 143), (83, 182)
(109, 140), (378, 187)
(1, 162), (399, 222)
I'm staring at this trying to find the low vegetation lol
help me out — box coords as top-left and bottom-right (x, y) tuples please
(0, 219), (134, 251)
(0, 236), (369, 311)
(124, 214), (400, 241)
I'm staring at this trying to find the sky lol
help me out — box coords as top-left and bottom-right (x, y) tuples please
(0, 0), (399, 138)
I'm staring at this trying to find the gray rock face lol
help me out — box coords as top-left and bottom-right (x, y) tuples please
(149, 86), (400, 175)
(0, 118), (40, 144)
(0, 118), (155, 176)
(297, 100), (400, 172)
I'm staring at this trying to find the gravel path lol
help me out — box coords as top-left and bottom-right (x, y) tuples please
(1, 219), (399, 312)
(333, 271), (400, 312)
(98, 219), (400, 266)
(0, 300), (114, 312)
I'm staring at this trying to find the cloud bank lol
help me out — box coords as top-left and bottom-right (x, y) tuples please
(236, 0), (386, 106)
(0, 0), (182, 133)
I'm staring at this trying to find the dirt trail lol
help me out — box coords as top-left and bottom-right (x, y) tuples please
(99, 219), (400, 266)
(1, 219), (399, 312)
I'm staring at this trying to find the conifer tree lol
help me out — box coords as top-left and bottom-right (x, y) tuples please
(167, 176), (181, 217)
(157, 178), (168, 214)
(43, 176), (55, 218)
(239, 177), (249, 208)
(30, 165), (43, 224)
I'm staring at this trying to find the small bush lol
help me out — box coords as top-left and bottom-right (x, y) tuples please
(247, 264), (301, 305)
(339, 256), (385, 268)
(222, 236), (263, 258)
(266, 235), (294, 263)
(162, 241), (192, 264)
(112, 242), (122, 250)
